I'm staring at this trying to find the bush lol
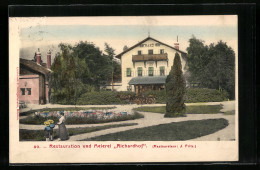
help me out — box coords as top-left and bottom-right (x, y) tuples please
(52, 88), (228, 105)
(20, 115), (59, 125)
(143, 90), (166, 103)
(116, 91), (136, 97)
(185, 88), (229, 103)
(76, 91), (128, 105)
(142, 88), (229, 104)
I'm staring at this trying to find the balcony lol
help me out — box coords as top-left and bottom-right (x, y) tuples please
(132, 53), (168, 68)
(132, 53), (168, 61)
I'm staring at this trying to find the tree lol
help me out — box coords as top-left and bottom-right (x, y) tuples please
(50, 41), (119, 104)
(104, 43), (122, 91)
(165, 52), (186, 117)
(186, 35), (209, 85)
(49, 43), (91, 104)
(73, 41), (113, 89)
(204, 41), (235, 98)
(186, 36), (235, 99)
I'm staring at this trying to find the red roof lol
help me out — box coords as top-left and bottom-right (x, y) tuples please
(20, 58), (51, 75)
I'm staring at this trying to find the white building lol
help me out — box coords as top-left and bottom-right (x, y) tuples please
(114, 36), (188, 94)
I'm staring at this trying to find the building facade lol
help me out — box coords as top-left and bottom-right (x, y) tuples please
(19, 50), (52, 104)
(115, 37), (188, 94)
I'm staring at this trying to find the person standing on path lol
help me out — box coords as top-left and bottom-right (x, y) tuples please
(57, 111), (69, 141)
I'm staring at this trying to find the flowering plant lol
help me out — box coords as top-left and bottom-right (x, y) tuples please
(37, 110), (131, 121)
(44, 119), (55, 129)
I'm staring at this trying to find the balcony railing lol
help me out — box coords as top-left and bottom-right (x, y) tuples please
(132, 53), (168, 61)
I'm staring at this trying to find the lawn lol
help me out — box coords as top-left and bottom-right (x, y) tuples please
(223, 110), (235, 115)
(134, 104), (223, 114)
(20, 123), (138, 141)
(83, 118), (228, 141)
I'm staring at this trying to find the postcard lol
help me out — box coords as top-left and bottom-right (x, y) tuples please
(9, 15), (238, 163)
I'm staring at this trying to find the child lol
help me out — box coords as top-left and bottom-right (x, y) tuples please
(44, 119), (55, 141)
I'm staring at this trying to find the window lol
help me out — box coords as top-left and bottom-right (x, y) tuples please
(21, 88), (25, 95)
(127, 85), (132, 91)
(126, 68), (131, 77)
(27, 88), (31, 95)
(160, 49), (164, 54)
(137, 67), (142, 76)
(148, 67), (154, 76)
(148, 49), (153, 55)
(160, 66), (165, 76)
(138, 50), (142, 55)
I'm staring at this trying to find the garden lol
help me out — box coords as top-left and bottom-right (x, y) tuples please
(20, 108), (144, 125)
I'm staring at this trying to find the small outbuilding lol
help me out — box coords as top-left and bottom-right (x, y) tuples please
(19, 49), (52, 104)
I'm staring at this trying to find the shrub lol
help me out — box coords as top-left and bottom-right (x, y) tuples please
(76, 91), (128, 105)
(185, 88), (229, 103)
(142, 88), (229, 104)
(116, 91), (136, 103)
(143, 90), (166, 103)
(20, 115), (59, 125)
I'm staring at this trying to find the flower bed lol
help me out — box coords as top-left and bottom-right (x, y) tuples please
(20, 109), (144, 125)
(35, 109), (129, 120)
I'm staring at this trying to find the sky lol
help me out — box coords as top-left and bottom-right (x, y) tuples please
(15, 16), (238, 62)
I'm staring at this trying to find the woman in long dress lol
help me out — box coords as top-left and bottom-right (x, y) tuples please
(57, 111), (69, 141)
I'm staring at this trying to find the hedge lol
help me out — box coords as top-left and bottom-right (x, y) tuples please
(185, 88), (229, 103)
(143, 88), (229, 103)
(54, 88), (228, 105)
(143, 90), (166, 103)
(76, 91), (128, 105)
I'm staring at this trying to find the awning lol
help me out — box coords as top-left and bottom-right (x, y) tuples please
(129, 76), (167, 85)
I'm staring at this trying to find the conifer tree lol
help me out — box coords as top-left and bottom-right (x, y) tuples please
(165, 52), (186, 117)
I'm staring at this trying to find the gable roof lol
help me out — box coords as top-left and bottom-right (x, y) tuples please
(115, 37), (187, 59)
(20, 58), (51, 75)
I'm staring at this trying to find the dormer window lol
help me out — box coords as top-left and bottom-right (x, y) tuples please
(148, 49), (153, 55)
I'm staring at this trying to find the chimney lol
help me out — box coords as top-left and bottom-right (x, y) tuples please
(174, 36), (179, 50)
(36, 48), (41, 65)
(47, 50), (51, 69)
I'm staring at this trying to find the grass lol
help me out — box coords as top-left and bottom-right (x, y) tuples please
(20, 107), (116, 116)
(134, 104), (223, 114)
(20, 123), (138, 141)
(223, 110), (235, 115)
(83, 118), (229, 141)
(20, 112), (144, 125)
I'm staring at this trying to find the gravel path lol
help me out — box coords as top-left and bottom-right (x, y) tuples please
(19, 101), (235, 141)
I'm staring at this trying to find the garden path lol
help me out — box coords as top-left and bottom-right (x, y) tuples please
(19, 101), (236, 141)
